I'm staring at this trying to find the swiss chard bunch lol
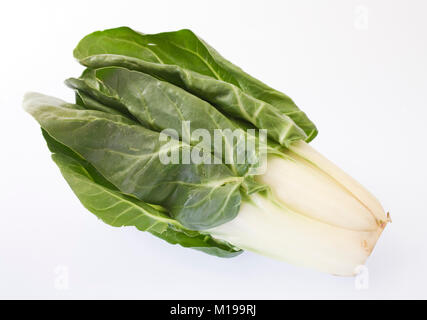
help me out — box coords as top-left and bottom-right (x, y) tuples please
(24, 27), (388, 275)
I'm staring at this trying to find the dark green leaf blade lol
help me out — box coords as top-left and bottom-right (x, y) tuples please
(51, 151), (242, 257)
(73, 27), (317, 145)
(24, 92), (242, 230)
(66, 66), (265, 176)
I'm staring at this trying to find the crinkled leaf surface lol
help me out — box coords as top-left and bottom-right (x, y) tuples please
(24, 92), (242, 230)
(47, 137), (241, 257)
(66, 67), (261, 176)
(73, 27), (317, 145)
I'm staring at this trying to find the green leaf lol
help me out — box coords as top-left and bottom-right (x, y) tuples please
(42, 128), (118, 190)
(24, 92), (242, 230)
(43, 119), (242, 257)
(66, 66), (265, 176)
(76, 91), (125, 116)
(51, 151), (242, 258)
(73, 27), (318, 145)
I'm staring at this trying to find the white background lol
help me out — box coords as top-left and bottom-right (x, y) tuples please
(1, 0), (426, 299)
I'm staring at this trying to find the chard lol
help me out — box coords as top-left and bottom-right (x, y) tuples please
(23, 27), (389, 276)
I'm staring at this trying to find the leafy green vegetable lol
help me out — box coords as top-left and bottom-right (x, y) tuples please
(49, 140), (241, 257)
(66, 67), (261, 176)
(73, 27), (317, 145)
(23, 27), (389, 275)
(25, 93), (242, 230)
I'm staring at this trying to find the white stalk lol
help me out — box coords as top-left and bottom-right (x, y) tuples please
(208, 141), (389, 276)
(208, 194), (385, 276)
(289, 141), (387, 223)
